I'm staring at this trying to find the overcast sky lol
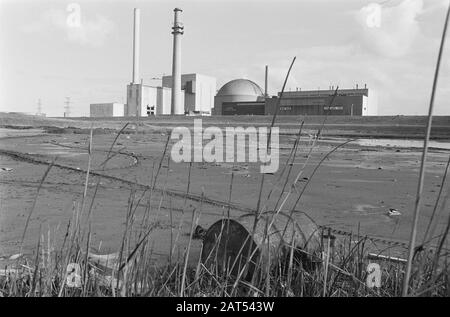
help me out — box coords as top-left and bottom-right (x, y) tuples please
(0, 0), (449, 116)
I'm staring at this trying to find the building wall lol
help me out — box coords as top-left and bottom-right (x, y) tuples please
(169, 73), (196, 113)
(265, 88), (376, 116)
(194, 74), (216, 113)
(156, 87), (172, 115)
(127, 84), (178, 116)
(362, 96), (369, 116)
(222, 101), (265, 115)
(112, 103), (125, 116)
(162, 73), (216, 114)
(328, 95), (364, 116)
(90, 103), (125, 117)
(366, 89), (378, 115)
(140, 85), (158, 116)
(214, 95), (264, 115)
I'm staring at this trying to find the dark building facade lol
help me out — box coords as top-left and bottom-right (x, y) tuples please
(221, 101), (265, 115)
(215, 80), (377, 116)
(265, 88), (376, 116)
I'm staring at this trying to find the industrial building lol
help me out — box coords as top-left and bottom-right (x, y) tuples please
(89, 8), (377, 118)
(214, 77), (378, 116)
(125, 74), (215, 116)
(126, 83), (174, 116)
(213, 79), (266, 115)
(90, 8), (216, 118)
(123, 8), (216, 116)
(162, 73), (216, 115)
(90, 103), (126, 117)
(265, 86), (377, 116)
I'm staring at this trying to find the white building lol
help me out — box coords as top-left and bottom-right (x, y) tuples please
(156, 86), (173, 115)
(90, 103), (126, 117)
(162, 73), (216, 115)
(126, 84), (179, 116)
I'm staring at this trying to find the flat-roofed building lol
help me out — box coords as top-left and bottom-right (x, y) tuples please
(162, 73), (216, 115)
(265, 87), (378, 116)
(126, 83), (176, 116)
(90, 103), (126, 117)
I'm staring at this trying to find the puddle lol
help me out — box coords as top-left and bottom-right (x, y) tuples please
(351, 204), (381, 215)
(0, 128), (45, 138)
(353, 138), (450, 150)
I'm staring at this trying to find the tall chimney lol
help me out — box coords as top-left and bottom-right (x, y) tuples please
(132, 8), (140, 84)
(264, 65), (268, 97)
(171, 8), (184, 115)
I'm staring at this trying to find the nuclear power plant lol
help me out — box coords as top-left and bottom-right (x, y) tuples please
(122, 8), (216, 117)
(90, 7), (377, 117)
(90, 7), (216, 117)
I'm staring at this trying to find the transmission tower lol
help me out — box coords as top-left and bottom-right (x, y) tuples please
(37, 99), (42, 116)
(64, 97), (71, 117)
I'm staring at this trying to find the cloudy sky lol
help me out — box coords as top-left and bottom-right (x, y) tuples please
(0, 0), (449, 116)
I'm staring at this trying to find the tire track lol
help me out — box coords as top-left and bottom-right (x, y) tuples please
(0, 148), (254, 214)
(47, 140), (140, 170)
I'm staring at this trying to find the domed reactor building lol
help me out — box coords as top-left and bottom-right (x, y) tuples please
(213, 79), (266, 115)
(212, 67), (377, 116)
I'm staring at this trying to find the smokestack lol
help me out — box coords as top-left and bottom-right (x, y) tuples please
(171, 8), (184, 115)
(264, 65), (268, 97)
(132, 8), (140, 84)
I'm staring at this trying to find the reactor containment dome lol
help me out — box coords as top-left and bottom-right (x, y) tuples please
(213, 79), (265, 115)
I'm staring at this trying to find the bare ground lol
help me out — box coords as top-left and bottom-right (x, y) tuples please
(1, 113), (449, 267)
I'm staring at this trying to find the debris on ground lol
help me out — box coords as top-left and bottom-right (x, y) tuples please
(232, 165), (248, 171)
(387, 208), (401, 216)
(201, 212), (321, 278)
(8, 254), (22, 260)
(88, 252), (120, 269)
(193, 225), (207, 240)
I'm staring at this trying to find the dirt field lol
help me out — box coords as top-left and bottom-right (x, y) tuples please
(1, 113), (450, 266)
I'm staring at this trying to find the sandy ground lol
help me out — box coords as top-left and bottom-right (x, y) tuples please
(1, 119), (450, 266)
